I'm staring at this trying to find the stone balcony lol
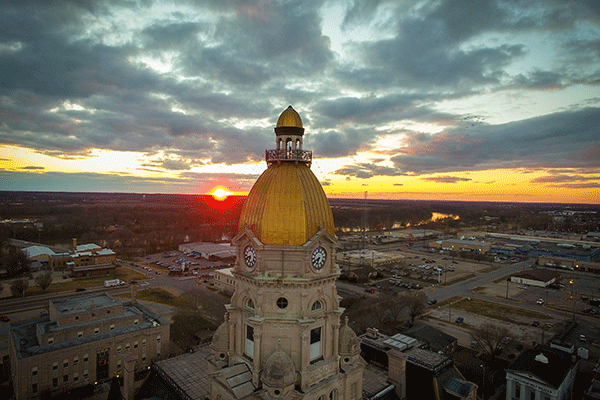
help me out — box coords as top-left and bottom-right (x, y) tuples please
(266, 149), (312, 166)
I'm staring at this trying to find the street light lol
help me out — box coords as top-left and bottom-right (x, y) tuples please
(480, 364), (486, 398)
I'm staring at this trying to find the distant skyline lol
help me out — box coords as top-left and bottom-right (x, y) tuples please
(1, 0), (599, 204)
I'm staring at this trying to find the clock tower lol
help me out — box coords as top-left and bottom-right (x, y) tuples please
(208, 106), (365, 400)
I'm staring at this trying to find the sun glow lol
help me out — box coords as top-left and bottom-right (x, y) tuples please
(210, 186), (233, 201)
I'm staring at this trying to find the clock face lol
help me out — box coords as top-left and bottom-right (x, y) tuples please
(311, 247), (327, 270)
(243, 245), (256, 268)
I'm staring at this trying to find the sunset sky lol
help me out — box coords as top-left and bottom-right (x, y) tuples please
(1, 0), (599, 204)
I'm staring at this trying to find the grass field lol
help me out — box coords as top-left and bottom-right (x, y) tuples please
(17, 267), (147, 297)
(479, 266), (501, 274)
(451, 298), (551, 323)
(115, 287), (187, 308)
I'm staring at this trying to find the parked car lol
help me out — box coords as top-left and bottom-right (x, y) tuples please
(579, 334), (587, 342)
(536, 299), (545, 305)
(518, 284), (528, 289)
(0, 315), (10, 322)
(427, 299), (437, 305)
(531, 320), (540, 327)
(455, 317), (464, 323)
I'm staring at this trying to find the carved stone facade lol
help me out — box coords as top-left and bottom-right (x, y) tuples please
(207, 107), (365, 400)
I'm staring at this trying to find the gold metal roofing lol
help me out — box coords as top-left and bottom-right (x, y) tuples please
(238, 162), (334, 246)
(276, 105), (303, 128)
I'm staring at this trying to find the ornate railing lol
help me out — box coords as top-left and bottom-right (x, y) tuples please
(266, 149), (312, 165)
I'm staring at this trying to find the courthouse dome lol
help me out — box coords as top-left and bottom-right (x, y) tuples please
(238, 107), (334, 246)
(238, 162), (334, 246)
(276, 105), (303, 128)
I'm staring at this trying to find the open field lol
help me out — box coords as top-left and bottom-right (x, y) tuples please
(0, 267), (146, 298)
(451, 298), (552, 323)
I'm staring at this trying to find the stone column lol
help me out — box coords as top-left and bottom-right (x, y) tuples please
(122, 352), (138, 400)
(332, 320), (340, 355)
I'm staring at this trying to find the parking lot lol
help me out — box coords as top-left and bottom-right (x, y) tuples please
(361, 248), (509, 294)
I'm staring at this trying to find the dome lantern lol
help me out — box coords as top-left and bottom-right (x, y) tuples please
(239, 106), (333, 246)
(267, 106), (311, 166)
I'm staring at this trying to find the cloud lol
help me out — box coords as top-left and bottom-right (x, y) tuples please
(333, 163), (408, 179)
(531, 174), (600, 184)
(421, 176), (472, 184)
(546, 183), (600, 189)
(21, 166), (45, 170)
(390, 107), (600, 175)
(1, 0), (599, 198)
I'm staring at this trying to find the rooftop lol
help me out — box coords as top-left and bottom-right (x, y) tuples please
(507, 346), (576, 388)
(403, 325), (457, 352)
(52, 292), (119, 315)
(10, 294), (167, 359)
(152, 345), (212, 400)
(405, 347), (453, 373)
(512, 268), (560, 282)
(23, 245), (56, 258)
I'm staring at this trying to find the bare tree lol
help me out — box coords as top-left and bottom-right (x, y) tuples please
(11, 278), (29, 297)
(405, 292), (427, 326)
(35, 273), (53, 291)
(470, 323), (511, 362)
(6, 248), (29, 277)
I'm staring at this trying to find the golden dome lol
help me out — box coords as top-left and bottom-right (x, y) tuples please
(238, 163), (334, 246)
(276, 105), (303, 128)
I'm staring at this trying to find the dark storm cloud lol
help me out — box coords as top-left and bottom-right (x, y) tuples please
(180, 0), (333, 87)
(308, 127), (376, 158)
(1, 0), (600, 187)
(363, 20), (525, 88)
(141, 22), (205, 50)
(510, 70), (563, 90)
(389, 107), (600, 175)
(20, 166), (45, 170)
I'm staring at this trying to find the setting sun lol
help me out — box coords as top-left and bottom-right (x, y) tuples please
(210, 186), (233, 201)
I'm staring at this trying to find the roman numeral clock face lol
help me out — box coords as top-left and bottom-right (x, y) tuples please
(244, 245), (256, 268)
(311, 247), (327, 270)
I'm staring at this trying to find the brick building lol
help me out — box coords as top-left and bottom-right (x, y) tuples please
(9, 292), (169, 400)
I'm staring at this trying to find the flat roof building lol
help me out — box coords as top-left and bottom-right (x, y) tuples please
(9, 292), (169, 400)
(506, 346), (578, 400)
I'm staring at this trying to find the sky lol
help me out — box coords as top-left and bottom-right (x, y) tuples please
(1, 0), (599, 204)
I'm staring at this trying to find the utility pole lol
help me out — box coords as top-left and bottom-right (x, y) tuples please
(361, 191), (367, 267)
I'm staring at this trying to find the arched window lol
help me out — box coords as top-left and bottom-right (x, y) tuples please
(329, 389), (338, 400)
(247, 298), (254, 309)
(311, 300), (322, 311)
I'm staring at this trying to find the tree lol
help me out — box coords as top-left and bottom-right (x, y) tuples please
(470, 323), (511, 362)
(34, 273), (53, 291)
(6, 247), (29, 277)
(10, 278), (29, 297)
(405, 293), (427, 326)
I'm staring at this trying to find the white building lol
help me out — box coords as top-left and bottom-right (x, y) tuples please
(506, 347), (578, 400)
